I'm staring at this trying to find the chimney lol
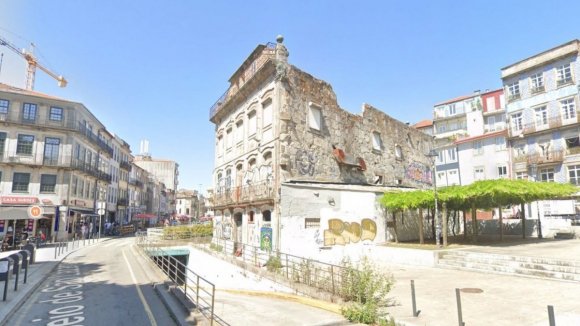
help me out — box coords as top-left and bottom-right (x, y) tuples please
(474, 90), (480, 95)
(406, 121), (410, 126)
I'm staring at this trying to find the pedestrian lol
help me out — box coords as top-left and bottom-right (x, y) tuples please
(89, 222), (93, 238)
(81, 223), (86, 239)
(39, 230), (46, 247)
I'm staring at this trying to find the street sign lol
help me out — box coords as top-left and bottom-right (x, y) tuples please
(97, 208), (105, 215)
(27, 205), (44, 219)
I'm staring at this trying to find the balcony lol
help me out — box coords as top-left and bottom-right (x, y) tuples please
(128, 178), (137, 186)
(136, 180), (144, 188)
(117, 198), (127, 206)
(120, 160), (132, 171)
(508, 114), (580, 138)
(210, 180), (274, 207)
(514, 150), (564, 165)
(508, 93), (521, 101)
(71, 158), (112, 182)
(209, 42), (276, 120)
(531, 85), (545, 94)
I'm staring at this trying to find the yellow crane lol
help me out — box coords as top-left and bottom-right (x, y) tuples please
(0, 35), (67, 91)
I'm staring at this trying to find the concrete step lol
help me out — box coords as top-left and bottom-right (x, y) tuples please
(440, 255), (580, 274)
(441, 251), (580, 268)
(437, 259), (580, 282)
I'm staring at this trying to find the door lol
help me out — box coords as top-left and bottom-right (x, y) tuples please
(234, 212), (243, 244)
(43, 137), (60, 166)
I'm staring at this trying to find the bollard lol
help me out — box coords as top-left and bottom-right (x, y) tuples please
(411, 280), (420, 317)
(456, 288), (465, 326)
(548, 305), (556, 326)
(57, 241), (61, 256)
(54, 241), (57, 259)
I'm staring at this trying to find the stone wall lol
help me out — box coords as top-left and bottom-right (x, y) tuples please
(278, 65), (435, 188)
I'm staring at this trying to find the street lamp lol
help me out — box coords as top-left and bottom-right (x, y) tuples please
(530, 163), (543, 239)
(426, 149), (441, 247)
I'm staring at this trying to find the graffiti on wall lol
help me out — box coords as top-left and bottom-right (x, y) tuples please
(405, 163), (432, 185)
(296, 149), (317, 176)
(243, 164), (273, 184)
(261, 227), (273, 251)
(313, 229), (323, 246)
(323, 218), (377, 246)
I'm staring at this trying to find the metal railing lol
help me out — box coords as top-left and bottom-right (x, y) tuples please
(211, 180), (274, 206)
(135, 234), (216, 324)
(120, 160), (132, 171)
(209, 42), (276, 120)
(508, 114), (580, 138)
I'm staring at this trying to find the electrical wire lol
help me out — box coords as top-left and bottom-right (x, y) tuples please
(0, 26), (61, 76)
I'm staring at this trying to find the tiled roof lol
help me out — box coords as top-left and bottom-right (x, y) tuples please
(0, 82), (75, 103)
(412, 119), (433, 129)
(434, 94), (477, 107)
(454, 130), (506, 144)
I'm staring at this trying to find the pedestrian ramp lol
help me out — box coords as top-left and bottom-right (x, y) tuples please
(437, 250), (580, 283)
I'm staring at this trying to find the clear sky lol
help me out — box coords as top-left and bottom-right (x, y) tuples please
(1, 0), (579, 193)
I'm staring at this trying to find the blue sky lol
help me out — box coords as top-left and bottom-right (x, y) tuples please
(1, 0), (579, 192)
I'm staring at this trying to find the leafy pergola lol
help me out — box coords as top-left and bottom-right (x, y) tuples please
(379, 179), (578, 245)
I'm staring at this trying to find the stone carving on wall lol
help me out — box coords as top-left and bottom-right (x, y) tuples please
(323, 218), (377, 246)
(295, 149), (317, 176)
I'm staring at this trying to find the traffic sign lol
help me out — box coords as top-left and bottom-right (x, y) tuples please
(97, 208), (105, 216)
(28, 205), (44, 219)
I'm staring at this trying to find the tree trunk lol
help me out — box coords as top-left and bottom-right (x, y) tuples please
(452, 210), (458, 236)
(498, 204), (503, 242)
(392, 210), (399, 243)
(431, 208), (436, 240)
(419, 207), (424, 245)
(520, 202), (526, 239)
(442, 202), (448, 247)
(471, 202), (477, 244)
(463, 210), (467, 239)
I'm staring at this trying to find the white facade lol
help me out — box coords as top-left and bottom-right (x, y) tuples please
(456, 131), (510, 185)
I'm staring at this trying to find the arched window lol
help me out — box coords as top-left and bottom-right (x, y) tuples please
(263, 152), (272, 164)
(262, 210), (271, 222)
(226, 169), (232, 189)
(248, 210), (255, 223)
(248, 158), (256, 170)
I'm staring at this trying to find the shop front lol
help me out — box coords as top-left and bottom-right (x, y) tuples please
(0, 196), (57, 240)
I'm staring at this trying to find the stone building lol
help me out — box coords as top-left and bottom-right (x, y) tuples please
(209, 36), (434, 259)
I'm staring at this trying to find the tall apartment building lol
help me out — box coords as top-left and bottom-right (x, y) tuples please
(209, 36), (434, 259)
(503, 39), (580, 224)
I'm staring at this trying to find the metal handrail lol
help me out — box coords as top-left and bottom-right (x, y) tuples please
(135, 234), (216, 325)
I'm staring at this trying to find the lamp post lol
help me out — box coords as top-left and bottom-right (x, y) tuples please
(198, 184), (202, 219)
(426, 150), (441, 247)
(530, 163), (543, 239)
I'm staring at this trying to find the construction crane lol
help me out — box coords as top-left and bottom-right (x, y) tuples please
(0, 35), (67, 91)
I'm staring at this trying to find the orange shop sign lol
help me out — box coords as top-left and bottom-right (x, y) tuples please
(1, 196), (38, 205)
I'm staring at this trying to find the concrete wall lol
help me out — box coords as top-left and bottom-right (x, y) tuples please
(466, 218), (572, 238)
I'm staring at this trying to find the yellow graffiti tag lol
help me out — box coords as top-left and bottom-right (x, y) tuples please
(323, 218), (377, 246)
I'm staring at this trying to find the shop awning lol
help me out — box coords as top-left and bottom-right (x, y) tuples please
(0, 208), (49, 220)
(71, 208), (97, 215)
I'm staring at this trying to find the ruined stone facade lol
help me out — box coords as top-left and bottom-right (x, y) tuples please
(209, 36), (434, 251)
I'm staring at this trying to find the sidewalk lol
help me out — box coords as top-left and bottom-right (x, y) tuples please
(0, 237), (106, 325)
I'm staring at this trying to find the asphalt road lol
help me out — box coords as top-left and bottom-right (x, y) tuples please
(4, 237), (177, 326)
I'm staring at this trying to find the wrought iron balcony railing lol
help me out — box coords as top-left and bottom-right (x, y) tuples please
(120, 160), (132, 171)
(531, 85), (545, 93)
(210, 180), (274, 207)
(508, 114), (580, 137)
(117, 198), (127, 206)
(557, 77), (573, 86)
(527, 149), (564, 165)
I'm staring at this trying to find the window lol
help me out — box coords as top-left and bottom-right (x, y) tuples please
(436, 151), (444, 164)
(516, 172), (527, 180)
(80, 179), (85, 198)
(49, 107), (63, 121)
(16, 134), (34, 155)
(217, 136), (223, 156)
(12, 173), (30, 192)
(540, 168), (555, 182)
(305, 218), (320, 229)
(72, 176), (78, 196)
(447, 170), (459, 185)
(474, 167), (484, 181)
(473, 141), (483, 155)
(236, 121), (243, 143)
(263, 210), (271, 222)
(40, 174), (57, 193)
(372, 132), (382, 150)
(561, 98), (576, 120)
(43, 137), (60, 165)
(488, 116), (496, 131)
(308, 105), (322, 130)
(0, 132), (6, 156)
(507, 82), (520, 100)
(248, 211), (255, 223)
(395, 145), (402, 159)
(436, 172), (446, 186)
(86, 181), (91, 198)
(460, 120), (467, 129)
(438, 125), (446, 133)
(534, 106), (548, 127)
(22, 103), (37, 123)
(449, 104), (456, 115)
(568, 165), (580, 185)
(449, 123), (458, 131)
(495, 136), (506, 151)
(511, 112), (523, 131)
(0, 99), (8, 114)
(531, 73), (544, 93)
(262, 101), (272, 127)
(486, 97), (496, 111)
(557, 63), (572, 86)
(226, 128), (233, 148)
(565, 136), (580, 154)
(74, 143), (80, 159)
(248, 111), (257, 135)
(446, 148), (456, 162)
(498, 165), (508, 178)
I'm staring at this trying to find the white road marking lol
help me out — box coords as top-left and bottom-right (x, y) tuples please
(116, 240), (133, 247)
(122, 249), (158, 326)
